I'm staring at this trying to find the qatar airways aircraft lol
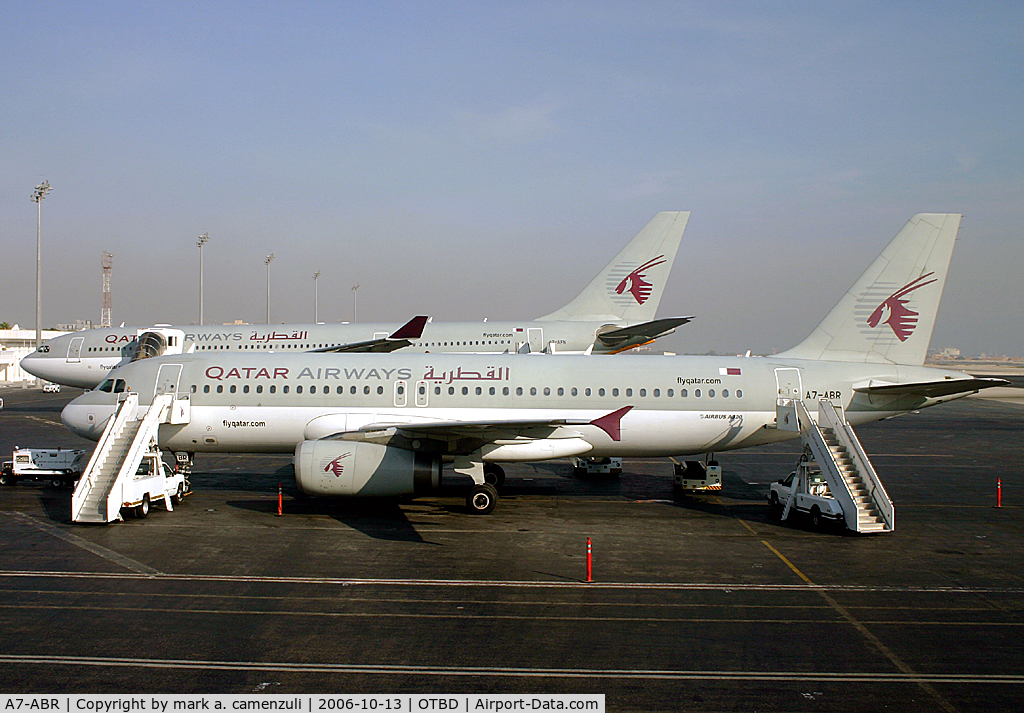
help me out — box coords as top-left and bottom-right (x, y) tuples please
(22, 212), (691, 389)
(62, 214), (1005, 515)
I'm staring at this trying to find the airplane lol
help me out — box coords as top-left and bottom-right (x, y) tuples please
(22, 212), (692, 389)
(61, 214), (1007, 516)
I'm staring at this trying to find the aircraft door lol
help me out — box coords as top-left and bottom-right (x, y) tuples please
(414, 380), (429, 407)
(775, 368), (802, 432)
(155, 364), (184, 397)
(394, 380), (408, 407)
(527, 328), (544, 353)
(67, 337), (85, 363)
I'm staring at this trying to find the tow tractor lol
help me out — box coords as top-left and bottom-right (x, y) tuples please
(572, 456), (622, 476)
(768, 459), (844, 528)
(1, 448), (88, 488)
(672, 458), (722, 493)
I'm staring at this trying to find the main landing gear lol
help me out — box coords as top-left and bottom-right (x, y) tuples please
(455, 457), (503, 515)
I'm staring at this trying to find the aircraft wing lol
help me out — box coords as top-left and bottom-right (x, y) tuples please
(595, 316), (694, 352)
(326, 406), (634, 454)
(853, 377), (1011, 399)
(309, 316), (429, 354)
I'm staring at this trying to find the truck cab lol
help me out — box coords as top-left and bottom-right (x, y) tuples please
(769, 461), (845, 528)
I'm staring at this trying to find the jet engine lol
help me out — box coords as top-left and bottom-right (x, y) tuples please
(294, 440), (441, 497)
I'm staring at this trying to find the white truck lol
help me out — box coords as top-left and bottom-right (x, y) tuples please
(768, 460), (844, 528)
(118, 451), (187, 519)
(673, 459), (722, 492)
(1, 448), (88, 488)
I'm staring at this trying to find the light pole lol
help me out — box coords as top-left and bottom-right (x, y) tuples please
(197, 233), (209, 325)
(265, 253), (275, 324)
(313, 270), (321, 323)
(352, 283), (359, 323)
(30, 181), (52, 352)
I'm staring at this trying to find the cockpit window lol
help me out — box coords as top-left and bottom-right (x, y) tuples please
(36, 345), (49, 353)
(95, 378), (127, 393)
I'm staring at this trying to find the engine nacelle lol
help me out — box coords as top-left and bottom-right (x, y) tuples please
(294, 440), (441, 497)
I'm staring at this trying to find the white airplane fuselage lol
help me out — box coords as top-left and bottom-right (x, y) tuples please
(61, 351), (975, 458)
(24, 320), (639, 389)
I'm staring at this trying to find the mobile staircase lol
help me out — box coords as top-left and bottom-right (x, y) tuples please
(72, 392), (176, 523)
(779, 398), (894, 533)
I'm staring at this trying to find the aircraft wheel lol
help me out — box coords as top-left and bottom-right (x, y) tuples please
(467, 483), (498, 515)
(483, 463), (505, 489)
(810, 506), (822, 529)
(135, 494), (150, 519)
(171, 483), (184, 505)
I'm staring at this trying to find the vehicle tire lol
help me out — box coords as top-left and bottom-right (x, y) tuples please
(50, 478), (64, 489)
(171, 482), (184, 505)
(135, 494), (150, 519)
(810, 506), (822, 529)
(483, 463), (505, 490)
(466, 483), (498, 515)
(0, 473), (14, 487)
(769, 492), (781, 519)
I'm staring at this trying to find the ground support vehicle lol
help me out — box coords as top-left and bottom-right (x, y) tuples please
(572, 456), (623, 476)
(672, 459), (722, 492)
(1, 448), (87, 487)
(119, 451), (187, 519)
(769, 460), (845, 528)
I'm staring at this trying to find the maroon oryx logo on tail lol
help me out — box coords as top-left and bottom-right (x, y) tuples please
(866, 273), (937, 342)
(615, 255), (667, 305)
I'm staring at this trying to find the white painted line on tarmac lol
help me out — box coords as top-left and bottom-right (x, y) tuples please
(0, 654), (1021, 684)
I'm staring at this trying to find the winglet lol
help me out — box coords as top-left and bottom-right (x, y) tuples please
(389, 316), (429, 340)
(590, 405), (633, 441)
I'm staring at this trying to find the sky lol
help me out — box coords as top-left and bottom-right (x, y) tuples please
(2, 1), (1022, 357)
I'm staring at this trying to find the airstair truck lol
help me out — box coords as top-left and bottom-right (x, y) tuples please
(1, 448), (88, 488)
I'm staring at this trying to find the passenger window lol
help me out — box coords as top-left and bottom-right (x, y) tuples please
(585, 388), (592, 396)
(516, 387), (523, 396)
(283, 386), (290, 394)
(681, 389), (688, 397)
(653, 389), (660, 397)
(243, 385), (250, 394)
(257, 386), (264, 394)
(216, 385), (223, 394)
(598, 388), (605, 396)
(462, 387), (469, 395)
(722, 389), (728, 398)
(612, 388), (619, 397)
(203, 385), (210, 394)
(668, 389), (674, 397)
(230, 385), (237, 394)
(571, 388), (578, 396)
(295, 386), (302, 394)
(640, 389), (646, 397)
(625, 388), (632, 397)
(270, 386), (276, 394)
(557, 388), (564, 396)
(737, 389), (743, 398)
(708, 389), (714, 397)
(502, 387), (509, 396)
(530, 387), (537, 396)
(695, 389), (701, 397)
(377, 386), (383, 395)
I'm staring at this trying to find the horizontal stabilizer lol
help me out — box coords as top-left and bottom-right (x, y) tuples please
(596, 316), (694, 351)
(310, 316), (429, 354)
(853, 377), (1010, 398)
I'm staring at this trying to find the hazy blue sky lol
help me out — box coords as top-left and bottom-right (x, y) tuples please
(2, 2), (1021, 356)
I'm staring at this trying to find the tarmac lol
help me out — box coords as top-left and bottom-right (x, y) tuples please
(0, 385), (1022, 712)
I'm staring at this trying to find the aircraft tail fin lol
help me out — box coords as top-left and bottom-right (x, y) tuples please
(536, 211), (689, 322)
(776, 213), (961, 365)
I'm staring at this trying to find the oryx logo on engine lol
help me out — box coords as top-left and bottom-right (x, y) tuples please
(324, 452), (352, 477)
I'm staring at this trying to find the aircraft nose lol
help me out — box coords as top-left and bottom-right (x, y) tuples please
(19, 351), (54, 381)
(61, 397), (111, 442)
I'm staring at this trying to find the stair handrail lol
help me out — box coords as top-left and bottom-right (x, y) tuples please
(72, 393), (140, 521)
(817, 400), (894, 531)
(103, 393), (175, 519)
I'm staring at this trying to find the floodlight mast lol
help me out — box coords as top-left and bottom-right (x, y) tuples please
(197, 233), (210, 325)
(31, 181), (52, 352)
(313, 270), (322, 323)
(265, 253), (275, 324)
